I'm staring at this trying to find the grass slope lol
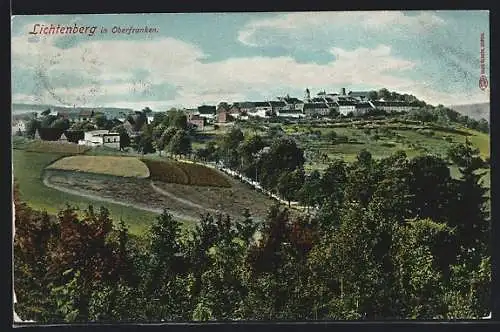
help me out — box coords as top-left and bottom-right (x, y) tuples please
(13, 150), (157, 235)
(47, 155), (150, 178)
(142, 159), (231, 187)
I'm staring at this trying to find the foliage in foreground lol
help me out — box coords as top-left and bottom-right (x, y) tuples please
(13, 143), (490, 322)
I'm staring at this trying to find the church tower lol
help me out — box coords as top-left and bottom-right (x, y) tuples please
(305, 88), (311, 102)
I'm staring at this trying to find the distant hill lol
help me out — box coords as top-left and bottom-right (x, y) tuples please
(447, 103), (490, 122)
(12, 103), (135, 119)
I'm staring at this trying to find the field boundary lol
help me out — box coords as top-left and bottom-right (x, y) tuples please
(42, 172), (198, 223)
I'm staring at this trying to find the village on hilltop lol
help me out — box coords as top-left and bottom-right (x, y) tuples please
(11, 87), (425, 149)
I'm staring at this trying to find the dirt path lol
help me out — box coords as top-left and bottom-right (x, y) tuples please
(42, 173), (199, 223)
(150, 181), (221, 215)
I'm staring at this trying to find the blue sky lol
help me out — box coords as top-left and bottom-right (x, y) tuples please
(11, 11), (489, 110)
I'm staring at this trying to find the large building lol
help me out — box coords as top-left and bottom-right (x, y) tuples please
(79, 130), (120, 149)
(303, 103), (330, 117)
(338, 100), (357, 115)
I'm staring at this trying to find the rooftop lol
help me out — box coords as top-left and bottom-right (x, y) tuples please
(337, 100), (357, 106)
(304, 103), (329, 109)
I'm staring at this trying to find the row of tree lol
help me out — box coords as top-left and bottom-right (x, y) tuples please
(13, 138), (490, 321)
(405, 106), (489, 133)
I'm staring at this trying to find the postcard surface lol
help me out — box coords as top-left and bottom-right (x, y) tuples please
(12, 11), (491, 323)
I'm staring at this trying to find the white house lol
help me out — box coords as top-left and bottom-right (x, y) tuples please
(276, 109), (305, 118)
(338, 100), (357, 115)
(248, 108), (271, 118)
(79, 130), (120, 149)
(254, 102), (273, 113)
(11, 119), (26, 135)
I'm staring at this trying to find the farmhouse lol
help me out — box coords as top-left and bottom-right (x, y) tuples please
(216, 108), (233, 123)
(303, 103), (330, 117)
(76, 110), (95, 122)
(79, 130), (120, 149)
(188, 114), (205, 130)
(247, 102), (273, 118)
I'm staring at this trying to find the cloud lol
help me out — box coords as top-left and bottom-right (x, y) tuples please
(237, 11), (447, 48)
(11, 16), (488, 110)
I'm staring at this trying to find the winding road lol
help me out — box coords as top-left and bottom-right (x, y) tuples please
(150, 181), (221, 214)
(42, 173), (200, 223)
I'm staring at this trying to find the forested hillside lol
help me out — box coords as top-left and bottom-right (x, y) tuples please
(14, 139), (491, 321)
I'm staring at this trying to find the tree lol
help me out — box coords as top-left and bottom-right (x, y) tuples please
(297, 170), (322, 211)
(476, 118), (489, 133)
(94, 114), (108, 129)
(168, 129), (192, 158)
(407, 155), (453, 223)
(368, 91), (378, 101)
(219, 127), (245, 169)
(392, 219), (452, 318)
(447, 139), (489, 262)
(277, 169), (305, 207)
(235, 209), (257, 245)
(136, 125), (156, 155)
(146, 210), (182, 288)
(378, 88), (390, 100)
(40, 115), (58, 128)
(171, 112), (188, 130)
(151, 112), (167, 127)
(51, 118), (71, 131)
(25, 119), (40, 138)
(238, 135), (266, 171)
(112, 125), (131, 151)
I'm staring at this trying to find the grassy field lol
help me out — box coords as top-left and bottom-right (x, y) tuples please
(15, 139), (90, 154)
(12, 150), (158, 235)
(142, 159), (232, 187)
(287, 122), (490, 172)
(47, 155), (150, 178)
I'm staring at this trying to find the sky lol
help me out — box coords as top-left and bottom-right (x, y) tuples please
(11, 11), (490, 111)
